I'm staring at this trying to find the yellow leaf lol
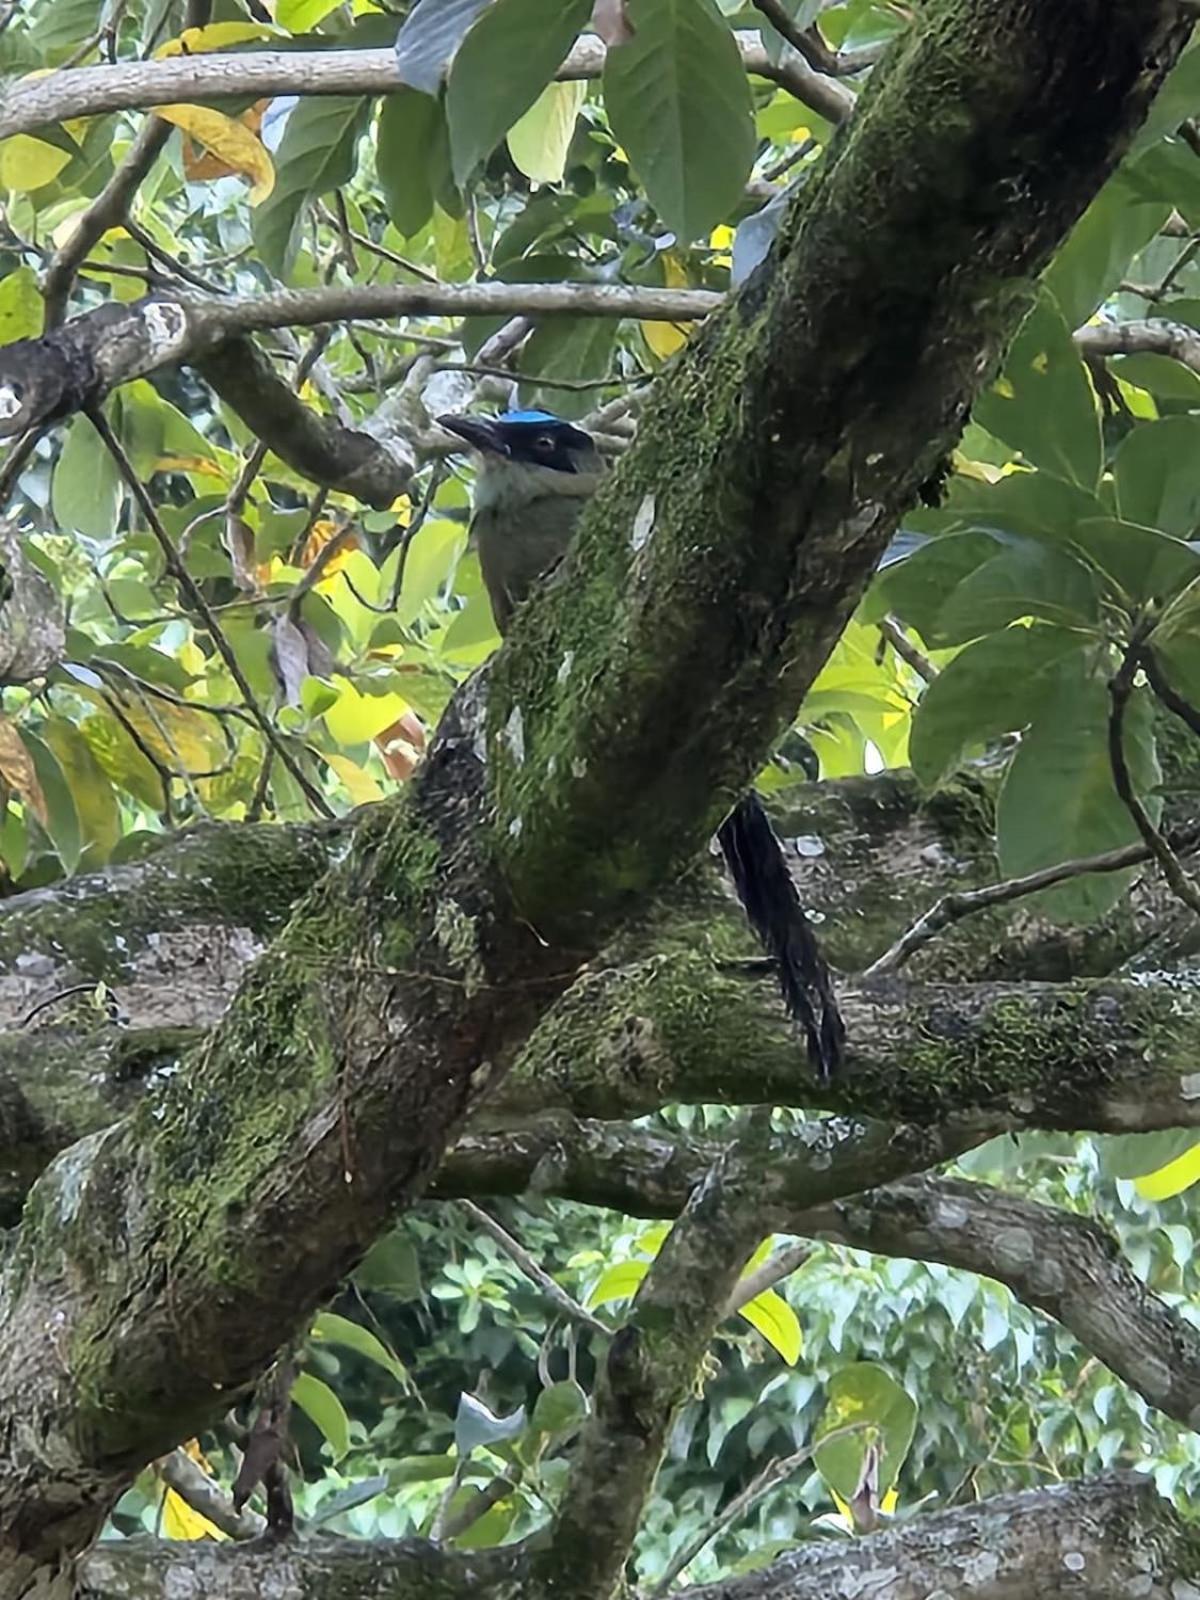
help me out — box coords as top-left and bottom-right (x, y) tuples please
(157, 21), (278, 54)
(709, 222), (734, 268)
(737, 1288), (802, 1365)
(160, 1487), (226, 1541)
(300, 519), (358, 578)
(0, 714), (47, 824)
(507, 81), (587, 184)
(0, 135), (71, 192)
(643, 251), (691, 359)
(154, 105), (275, 202)
(325, 751), (385, 804)
(1135, 1142), (1200, 1201)
(323, 681), (412, 746)
(154, 453), (226, 479)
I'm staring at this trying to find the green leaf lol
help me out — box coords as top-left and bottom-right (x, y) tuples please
(277, 0), (341, 26)
(353, 1231), (423, 1298)
(1132, 40), (1200, 153)
(454, 1392), (527, 1454)
(311, 1311), (407, 1381)
(507, 80), (587, 184)
(291, 1372), (350, 1460)
(1043, 171), (1170, 327)
(814, 1363), (916, 1503)
(1099, 1128), (1200, 1181)
(376, 89), (448, 236)
(586, 1259), (650, 1308)
(387, 1454), (459, 1484)
(252, 97), (371, 278)
(865, 531), (1001, 643)
(518, 316), (619, 419)
(0, 264), (41, 342)
(909, 625), (1087, 789)
(1070, 517), (1200, 612)
(40, 718), (120, 867)
(20, 730), (80, 870)
(944, 469), (1106, 543)
(307, 1475), (389, 1526)
(51, 415), (123, 539)
(441, 591), (502, 663)
(603, 0), (755, 241)
(394, 520), (466, 626)
(973, 293), (1100, 489)
(935, 542), (1101, 644)
(446, 0), (593, 184)
(1113, 417), (1200, 537)
(395, 0), (494, 95)
(530, 1379), (590, 1437)
(996, 658), (1160, 923)
(738, 1289), (802, 1365)
(1112, 352), (1200, 405)
(78, 714), (163, 812)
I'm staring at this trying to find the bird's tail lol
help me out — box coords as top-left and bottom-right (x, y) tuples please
(716, 792), (845, 1081)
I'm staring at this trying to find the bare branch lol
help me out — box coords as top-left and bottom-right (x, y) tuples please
(156, 1449), (265, 1542)
(878, 615), (937, 683)
(1075, 317), (1200, 371)
(795, 1174), (1200, 1439)
(458, 1200), (609, 1336)
(533, 1118), (774, 1598)
(864, 820), (1200, 977)
(0, 35), (852, 145)
(73, 1475), (1197, 1600)
(1108, 646), (1200, 916)
(725, 1239), (812, 1315)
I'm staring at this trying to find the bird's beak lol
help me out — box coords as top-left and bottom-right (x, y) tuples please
(438, 414), (510, 457)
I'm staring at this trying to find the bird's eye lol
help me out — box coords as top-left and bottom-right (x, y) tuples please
(533, 434), (555, 454)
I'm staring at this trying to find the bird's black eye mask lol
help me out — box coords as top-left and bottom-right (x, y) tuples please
(439, 410), (592, 474)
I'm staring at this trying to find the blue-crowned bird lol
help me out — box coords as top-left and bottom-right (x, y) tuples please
(439, 408), (844, 1080)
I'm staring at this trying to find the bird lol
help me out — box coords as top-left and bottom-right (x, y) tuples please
(438, 408), (845, 1080)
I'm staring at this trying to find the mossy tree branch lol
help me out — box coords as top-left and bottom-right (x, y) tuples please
(72, 1474), (1200, 1600)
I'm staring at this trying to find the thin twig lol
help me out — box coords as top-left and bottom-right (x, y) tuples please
(225, 330), (330, 518)
(1143, 644), (1200, 741)
(123, 218), (231, 295)
(878, 616), (937, 683)
(1109, 645), (1200, 916)
(86, 407), (334, 818)
(762, 136), (817, 183)
(157, 1448), (265, 1541)
(0, 428), (44, 510)
(460, 1200), (608, 1336)
(435, 362), (641, 392)
(753, 0), (885, 75)
(865, 821), (1200, 977)
(650, 1421), (867, 1596)
(438, 1471), (521, 1543)
(725, 1240), (811, 1316)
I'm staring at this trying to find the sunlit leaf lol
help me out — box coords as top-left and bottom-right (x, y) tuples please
(311, 1311), (407, 1381)
(507, 80), (587, 184)
(738, 1289), (802, 1365)
(156, 104), (275, 202)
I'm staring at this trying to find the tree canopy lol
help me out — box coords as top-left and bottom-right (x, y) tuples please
(3, 2), (1200, 1598)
